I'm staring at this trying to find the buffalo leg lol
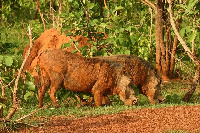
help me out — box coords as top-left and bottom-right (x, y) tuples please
(48, 72), (63, 108)
(49, 85), (60, 108)
(93, 90), (103, 106)
(37, 70), (50, 108)
(38, 86), (46, 108)
(102, 95), (111, 105)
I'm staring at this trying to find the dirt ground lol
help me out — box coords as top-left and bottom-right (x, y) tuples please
(16, 105), (200, 133)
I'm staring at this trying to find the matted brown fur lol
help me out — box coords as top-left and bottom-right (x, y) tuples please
(36, 49), (137, 107)
(96, 55), (165, 104)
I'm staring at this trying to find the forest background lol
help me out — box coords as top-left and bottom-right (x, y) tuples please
(0, 0), (199, 121)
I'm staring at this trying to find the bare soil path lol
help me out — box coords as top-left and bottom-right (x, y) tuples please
(17, 105), (200, 133)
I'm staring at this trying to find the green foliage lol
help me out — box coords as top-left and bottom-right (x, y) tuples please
(0, 0), (199, 122)
(61, 43), (71, 49)
(59, 0), (153, 58)
(175, 0), (200, 57)
(165, 94), (182, 104)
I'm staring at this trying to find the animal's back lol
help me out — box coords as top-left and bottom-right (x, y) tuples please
(39, 49), (113, 92)
(96, 55), (158, 87)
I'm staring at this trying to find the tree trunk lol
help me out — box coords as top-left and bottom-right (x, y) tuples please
(155, 0), (164, 73)
(155, 0), (170, 80)
(155, 0), (181, 81)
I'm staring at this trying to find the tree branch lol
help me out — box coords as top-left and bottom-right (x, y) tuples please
(15, 104), (50, 122)
(167, 0), (199, 66)
(69, 37), (81, 54)
(141, 0), (155, 10)
(80, 0), (89, 21)
(5, 26), (34, 121)
(35, 0), (46, 30)
(167, 0), (200, 102)
(0, 77), (15, 98)
(104, 0), (110, 18)
(56, 0), (63, 30)
(50, 0), (55, 28)
(149, 7), (153, 53)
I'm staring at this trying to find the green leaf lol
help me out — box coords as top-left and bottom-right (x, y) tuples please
(185, 0), (198, 14)
(127, 26), (134, 32)
(106, 37), (115, 43)
(72, 50), (78, 53)
(91, 19), (99, 26)
(0, 55), (3, 63)
(26, 81), (35, 91)
(99, 23), (107, 28)
(189, 30), (197, 42)
(61, 43), (72, 49)
(179, 28), (185, 38)
(125, 49), (130, 55)
(118, 37), (125, 45)
(24, 91), (33, 101)
(4, 56), (13, 66)
(115, 29), (119, 34)
(75, 12), (81, 18)
(103, 52), (108, 56)
(115, 6), (124, 11)
(119, 28), (124, 32)
(70, 39), (75, 43)
(91, 46), (97, 52)
(90, 3), (95, 9)
(130, 34), (136, 44)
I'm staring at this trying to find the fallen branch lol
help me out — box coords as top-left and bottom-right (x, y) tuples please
(5, 26), (34, 120)
(15, 104), (50, 123)
(15, 121), (39, 128)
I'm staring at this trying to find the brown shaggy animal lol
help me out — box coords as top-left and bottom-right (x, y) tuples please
(35, 49), (137, 107)
(96, 55), (165, 104)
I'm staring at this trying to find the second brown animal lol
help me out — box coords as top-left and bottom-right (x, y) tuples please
(96, 55), (165, 105)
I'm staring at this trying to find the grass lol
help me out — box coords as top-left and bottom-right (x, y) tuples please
(1, 81), (200, 131)
(161, 129), (189, 133)
(162, 81), (200, 104)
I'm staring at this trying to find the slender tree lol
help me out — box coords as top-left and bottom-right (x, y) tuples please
(154, 0), (182, 80)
